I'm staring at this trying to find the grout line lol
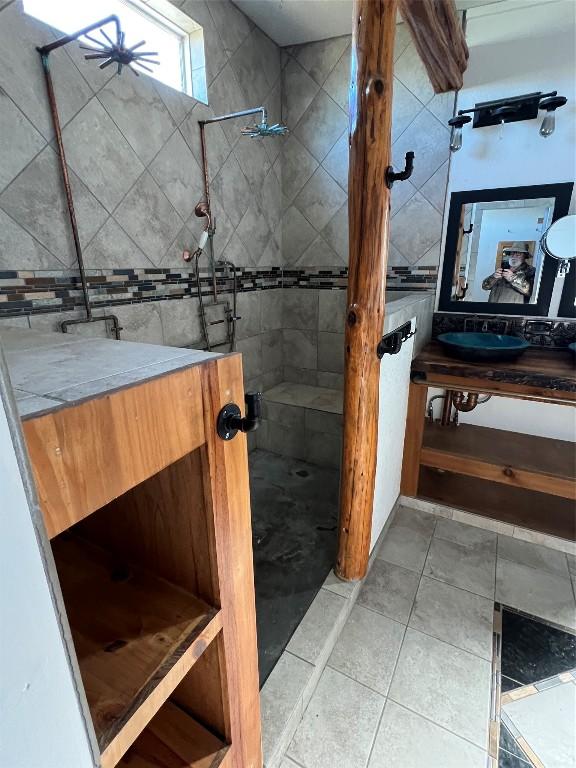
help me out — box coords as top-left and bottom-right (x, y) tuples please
(385, 696), (492, 757)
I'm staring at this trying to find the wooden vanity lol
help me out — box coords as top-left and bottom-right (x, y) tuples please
(3, 329), (262, 768)
(401, 342), (576, 540)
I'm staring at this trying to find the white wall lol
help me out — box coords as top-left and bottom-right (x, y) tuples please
(448, 0), (576, 195)
(0, 354), (95, 768)
(371, 325), (415, 549)
(434, 0), (576, 442)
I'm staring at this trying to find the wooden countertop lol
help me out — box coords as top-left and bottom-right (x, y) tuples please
(411, 341), (576, 400)
(0, 328), (221, 419)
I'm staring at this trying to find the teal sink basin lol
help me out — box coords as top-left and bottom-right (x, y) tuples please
(437, 332), (530, 362)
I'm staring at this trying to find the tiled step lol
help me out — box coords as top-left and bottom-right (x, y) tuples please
(259, 509), (398, 768)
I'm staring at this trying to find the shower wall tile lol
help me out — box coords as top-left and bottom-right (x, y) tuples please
(262, 329), (283, 371)
(282, 288), (319, 331)
(420, 161), (449, 213)
(297, 234), (341, 267)
(293, 90), (347, 163)
(159, 296), (202, 348)
(318, 332), (345, 374)
(322, 133), (349, 192)
(0, 146), (108, 267)
(294, 167), (347, 231)
(294, 36), (349, 87)
(236, 334), (263, 380)
(392, 109), (450, 189)
(282, 59), (320, 129)
(113, 302), (164, 346)
(283, 206), (318, 264)
(180, 101), (231, 175)
(212, 152), (252, 228)
(98, 73), (177, 166)
(390, 192), (443, 265)
(0, 3), (93, 141)
(281, 23), (451, 283)
(322, 46), (351, 111)
(283, 328), (318, 370)
(62, 99), (145, 214)
(114, 172), (183, 263)
(0, 91), (45, 194)
(83, 218), (155, 270)
(319, 290), (347, 334)
(148, 130), (204, 220)
(282, 136), (319, 207)
(0, 210), (63, 271)
(322, 205), (349, 263)
(207, 0), (252, 58)
(236, 291), (263, 340)
(236, 202), (271, 264)
(260, 290), (284, 331)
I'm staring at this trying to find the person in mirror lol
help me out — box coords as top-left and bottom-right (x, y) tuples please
(482, 242), (535, 303)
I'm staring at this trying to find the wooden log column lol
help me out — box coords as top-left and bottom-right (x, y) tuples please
(336, 0), (397, 581)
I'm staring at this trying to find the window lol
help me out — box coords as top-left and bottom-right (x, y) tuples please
(23, 0), (207, 101)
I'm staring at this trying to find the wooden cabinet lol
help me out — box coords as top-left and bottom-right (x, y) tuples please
(21, 352), (262, 768)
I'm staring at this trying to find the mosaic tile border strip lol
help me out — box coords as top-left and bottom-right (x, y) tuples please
(0, 265), (438, 319)
(433, 312), (576, 349)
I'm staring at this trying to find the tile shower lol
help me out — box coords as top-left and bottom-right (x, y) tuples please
(0, 0), (451, 683)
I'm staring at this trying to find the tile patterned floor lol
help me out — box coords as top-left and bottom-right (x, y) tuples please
(284, 505), (576, 768)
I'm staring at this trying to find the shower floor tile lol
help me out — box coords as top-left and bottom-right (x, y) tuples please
(249, 449), (339, 686)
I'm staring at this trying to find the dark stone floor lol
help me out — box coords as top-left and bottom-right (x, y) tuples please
(249, 449), (340, 687)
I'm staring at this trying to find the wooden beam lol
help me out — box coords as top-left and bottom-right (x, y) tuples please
(336, 0), (397, 582)
(400, 382), (428, 497)
(399, 0), (469, 93)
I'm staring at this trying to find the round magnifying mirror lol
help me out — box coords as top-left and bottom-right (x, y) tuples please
(540, 214), (576, 275)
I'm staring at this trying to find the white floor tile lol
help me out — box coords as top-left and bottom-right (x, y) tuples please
(368, 700), (487, 768)
(496, 558), (576, 630)
(498, 535), (570, 578)
(409, 576), (494, 660)
(424, 536), (496, 599)
(388, 628), (492, 749)
(328, 604), (405, 695)
(377, 505), (436, 573)
(287, 588), (347, 664)
(288, 667), (385, 768)
(357, 559), (420, 624)
(435, 517), (497, 548)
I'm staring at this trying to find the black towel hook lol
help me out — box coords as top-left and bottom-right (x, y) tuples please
(386, 151), (415, 189)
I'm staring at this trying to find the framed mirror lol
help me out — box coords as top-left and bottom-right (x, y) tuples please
(438, 182), (574, 316)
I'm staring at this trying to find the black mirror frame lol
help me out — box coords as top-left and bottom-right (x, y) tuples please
(438, 182), (574, 316)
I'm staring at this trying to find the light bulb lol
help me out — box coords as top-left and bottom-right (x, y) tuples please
(450, 126), (462, 152)
(540, 112), (555, 137)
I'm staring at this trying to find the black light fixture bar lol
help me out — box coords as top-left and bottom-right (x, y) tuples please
(457, 91), (557, 128)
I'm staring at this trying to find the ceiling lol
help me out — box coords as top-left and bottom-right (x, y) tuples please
(232, 0), (551, 46)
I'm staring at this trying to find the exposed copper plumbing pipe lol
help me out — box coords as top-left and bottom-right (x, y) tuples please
(452, 391), (480, 412)
(440, 390), (454, 425)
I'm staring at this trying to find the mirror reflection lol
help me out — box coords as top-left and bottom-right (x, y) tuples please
(452, 198), (555, 305)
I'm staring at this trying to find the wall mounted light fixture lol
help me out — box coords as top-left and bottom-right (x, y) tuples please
(448, 91), (568, 152)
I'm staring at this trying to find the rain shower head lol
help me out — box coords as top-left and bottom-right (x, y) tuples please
(241, 121), (289, 138)
(79, 29), (159, 76)
(199, 107), (288, 138)
(37, 15), (159, 77)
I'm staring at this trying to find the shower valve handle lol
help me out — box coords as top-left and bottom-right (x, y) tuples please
(217, 391), (262, 441)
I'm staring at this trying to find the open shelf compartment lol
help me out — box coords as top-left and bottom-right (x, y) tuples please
(421, 422), (575, 499)
(52, 533), (222, 762)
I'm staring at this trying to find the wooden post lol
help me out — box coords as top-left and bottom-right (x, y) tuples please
(336, 0), (397, 582)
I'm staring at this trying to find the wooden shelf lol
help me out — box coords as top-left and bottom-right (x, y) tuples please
(117, 700), (229, 768)
(419, 467), (576, 540)
(52, 535), (222, 766)
(421, 422), (575, 499)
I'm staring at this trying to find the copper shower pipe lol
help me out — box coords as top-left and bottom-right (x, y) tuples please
(37, 18), (125, 339)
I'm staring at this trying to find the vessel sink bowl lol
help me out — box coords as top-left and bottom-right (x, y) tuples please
(437, 332), (530, 362)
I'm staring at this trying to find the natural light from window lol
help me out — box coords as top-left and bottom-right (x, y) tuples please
(23, 0), (206, 99)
